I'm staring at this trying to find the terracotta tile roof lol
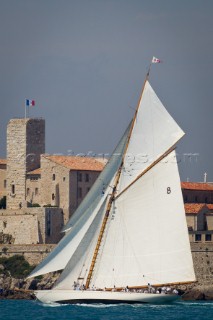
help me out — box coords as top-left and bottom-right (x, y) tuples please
(0, 159), (7, 165)
(184, 203), (207, 214)
(207, 204), (213, 211)
(181, 182), (213, 191)
(42, 155), (105, 171)
(27, 168), (41, 175)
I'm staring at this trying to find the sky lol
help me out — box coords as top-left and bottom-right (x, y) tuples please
(0, 0), (213, 182)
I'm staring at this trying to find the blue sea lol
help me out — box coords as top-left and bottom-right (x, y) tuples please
(1, 300), (213, 320)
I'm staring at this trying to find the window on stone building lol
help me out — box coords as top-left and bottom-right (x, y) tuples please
(47, 212), (51, 237)
(78, 187), (82, 198)
(78, 173), (82, 182)
(4, 180), (6, 188)
(27, 188), (30, 196)
(30, 176), (38, 181)
(35, 188), (38, 195)
(52, 193), (55, 200)
(63, 177), (66, 181)
(195, 234), (201, 241)
(11, 184), (15, 194)
(52, 174), (56, 181)
(85, 173), (89, 182)
(205, 234), (212, 241)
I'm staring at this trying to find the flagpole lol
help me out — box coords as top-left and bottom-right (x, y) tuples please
(146, 62), (152, 80)
(25, 100), (26, 119)
(146, 56), (162, 80)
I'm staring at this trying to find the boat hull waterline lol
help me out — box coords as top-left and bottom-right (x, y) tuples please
(35, 289), (179, 304)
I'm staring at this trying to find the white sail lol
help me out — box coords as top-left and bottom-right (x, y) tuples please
(90, 150), (195, 288)
(117, 81), (185, 195)
(28, 123), (131, 278)
(63, 122), (131, 232)
(31, 75), (196, 306)
(28, 189), (109, 278)
(54, 199), (108, 290)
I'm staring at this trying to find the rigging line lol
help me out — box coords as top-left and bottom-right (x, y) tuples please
(77, 235), (95, 283)
(114, 141), (181, 201)
(122, 73), (150, 157)
(85, 67), (152, 289)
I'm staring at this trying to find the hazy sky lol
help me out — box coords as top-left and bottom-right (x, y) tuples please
(0, 0), (213, 182)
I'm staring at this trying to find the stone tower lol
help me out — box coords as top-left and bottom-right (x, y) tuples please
(6, 118), (45, 209)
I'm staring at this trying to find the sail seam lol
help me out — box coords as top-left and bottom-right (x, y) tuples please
(115, 143), (180, 201)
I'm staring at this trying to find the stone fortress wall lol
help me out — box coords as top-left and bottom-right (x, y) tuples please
(0, 244), (56, 265)
(0, 207), (63, 245)
(0, 242), (212, 286)
(191, 242), (213, 286)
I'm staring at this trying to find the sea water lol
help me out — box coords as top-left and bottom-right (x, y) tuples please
(1, 300), (213, 320)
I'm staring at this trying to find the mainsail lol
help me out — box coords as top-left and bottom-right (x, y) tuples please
(29, 78), (195, 290)
(89, 150), (195, 288)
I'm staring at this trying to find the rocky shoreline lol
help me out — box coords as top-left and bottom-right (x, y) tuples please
(1, 258), (213, 301)
(0, 271), (60, 300)
(181, 286), (213, 301)
(1, 272), (213, 301)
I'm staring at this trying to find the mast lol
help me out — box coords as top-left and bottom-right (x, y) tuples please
(85, 166), (122, 288)
(85, 65), (151, 289)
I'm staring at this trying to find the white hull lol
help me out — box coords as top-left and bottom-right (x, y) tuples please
(35, 289), (179, 304)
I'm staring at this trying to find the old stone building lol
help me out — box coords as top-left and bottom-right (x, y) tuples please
(182, 182), (213, 243)
(0, 117), (105, 245)
(39, 155), (104, 223)
(0, 159), (6, 199)
(182, 182), (213, 204)
(26, 155), (105, 223)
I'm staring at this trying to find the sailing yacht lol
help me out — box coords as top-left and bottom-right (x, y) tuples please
(28, 68), (196, 304)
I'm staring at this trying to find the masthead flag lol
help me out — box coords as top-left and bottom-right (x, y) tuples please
(26, 99), (35, 107)
(152, 56), (162, 63)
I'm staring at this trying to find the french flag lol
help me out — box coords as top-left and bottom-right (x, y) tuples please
(26, 99), (35, 107)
